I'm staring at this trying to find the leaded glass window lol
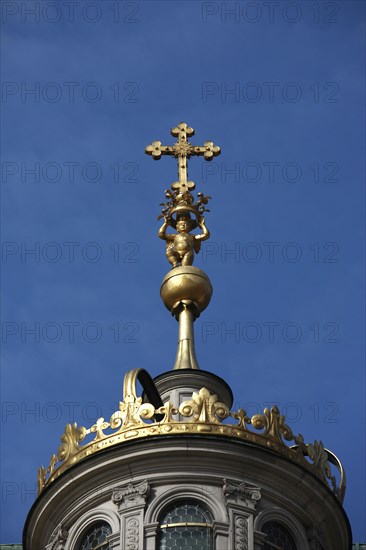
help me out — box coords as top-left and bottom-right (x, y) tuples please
(79, 521), (112, 550)
(262, 521), (297, 550)
(158, 500), (213, 550)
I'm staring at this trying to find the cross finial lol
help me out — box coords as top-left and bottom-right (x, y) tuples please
(146, 122), (221, 269)
(145, 122), (220, 194)
(145, 122), (220, 371)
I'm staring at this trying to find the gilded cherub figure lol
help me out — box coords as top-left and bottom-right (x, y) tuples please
(158, 214), (210, 267)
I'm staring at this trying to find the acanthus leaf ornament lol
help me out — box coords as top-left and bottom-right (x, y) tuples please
(307, 440), (338, 494)
(57, 422), (86, 462)
(250, 406), (293, 444)
(179, 387), (230, 423)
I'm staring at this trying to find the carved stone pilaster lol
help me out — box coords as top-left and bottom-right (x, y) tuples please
(46, 524), (68, 550)
(112, 480), (150, 549)
(144, 522), (159, 550)
(223, 479), (262, 550)
(212, 521), (230, 550)
(234, 515), (249, 548)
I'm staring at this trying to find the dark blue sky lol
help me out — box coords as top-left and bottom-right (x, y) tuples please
(1, 0), (365, 543)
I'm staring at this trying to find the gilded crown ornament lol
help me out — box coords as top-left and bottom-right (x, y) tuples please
(37, 368), (346, 502)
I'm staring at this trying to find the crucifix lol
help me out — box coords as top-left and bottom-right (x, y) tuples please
(145, 122), (220, 194)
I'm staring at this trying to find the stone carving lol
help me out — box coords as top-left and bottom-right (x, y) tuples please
(112, 481), (149, 549)
(234, 515), (249, 550)
(223, 479), (261, 510)
(46, 523), (68, 550)
(112, 479), (150, 508)
(126, 517), (140, 550)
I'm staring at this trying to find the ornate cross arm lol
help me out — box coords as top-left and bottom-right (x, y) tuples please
(145, 122), (221, 192)
(145, 141), (175, 160)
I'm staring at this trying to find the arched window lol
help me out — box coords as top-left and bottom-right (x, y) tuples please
(158, 500), (213, 549)
(262, 521), (297, 550)
(79, 521), (112, 550)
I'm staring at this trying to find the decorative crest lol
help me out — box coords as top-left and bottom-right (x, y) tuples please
(145, 122), (221, 267)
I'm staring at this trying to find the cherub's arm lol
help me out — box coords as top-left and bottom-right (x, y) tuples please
(195, 217), (210, 242)
(158, 218), (174, 241)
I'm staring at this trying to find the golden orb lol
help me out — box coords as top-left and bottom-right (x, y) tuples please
(160, 266), (213, 313)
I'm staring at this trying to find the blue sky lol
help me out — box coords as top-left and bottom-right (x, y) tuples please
(1, 0), (365, 543)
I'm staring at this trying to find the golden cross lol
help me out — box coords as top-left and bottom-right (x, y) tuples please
(145, 122), (220, 194)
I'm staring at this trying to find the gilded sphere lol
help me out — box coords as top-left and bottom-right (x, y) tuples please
(160, 266), (213, 313)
